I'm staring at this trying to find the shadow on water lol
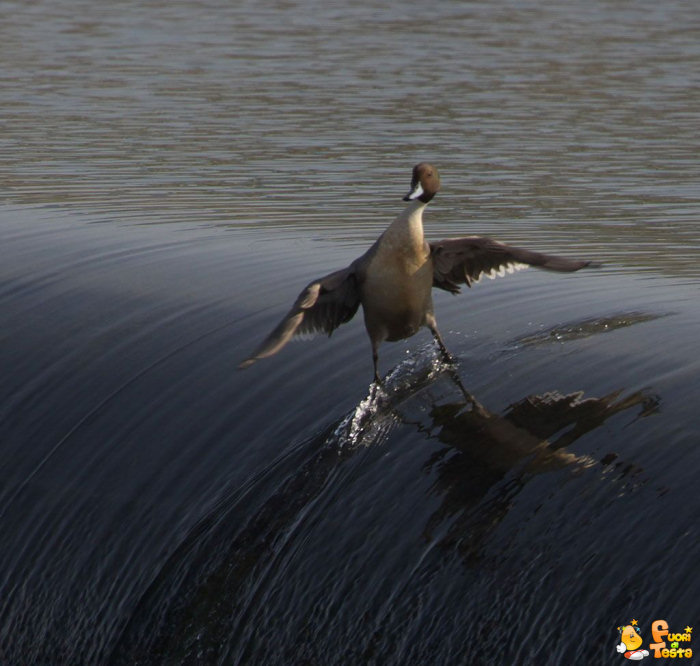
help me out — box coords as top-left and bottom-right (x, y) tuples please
(112, 353), (657, 664)
(420, 387), (658, 564)
(506, 311), (670, 349)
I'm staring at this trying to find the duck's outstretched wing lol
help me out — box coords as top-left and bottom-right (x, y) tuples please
(430, 237), (597, 294)
(239, 263), (361, 368)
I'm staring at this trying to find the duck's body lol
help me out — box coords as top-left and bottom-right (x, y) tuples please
(361, 200), (434, 343)
(240, 164), (595, 382)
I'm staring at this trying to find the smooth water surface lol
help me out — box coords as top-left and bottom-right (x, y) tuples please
(1, 1), (699, 664)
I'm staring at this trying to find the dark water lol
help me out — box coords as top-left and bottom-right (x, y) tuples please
(2, 1), (699, 664)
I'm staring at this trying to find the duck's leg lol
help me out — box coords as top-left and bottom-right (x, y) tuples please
(425, 315), (454, 364)
(425, 315), (482, 406)
(367, 342), (387, 402)
(371, 342), (382, 385)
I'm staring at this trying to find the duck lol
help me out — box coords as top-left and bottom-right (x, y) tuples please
(239, 163), (596, 383)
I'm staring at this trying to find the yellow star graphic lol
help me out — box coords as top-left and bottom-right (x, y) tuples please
(685, 626), (692, 634)
(631, 619), (638, 626)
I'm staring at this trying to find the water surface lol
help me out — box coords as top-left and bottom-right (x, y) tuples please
(1, 1), (699, 664)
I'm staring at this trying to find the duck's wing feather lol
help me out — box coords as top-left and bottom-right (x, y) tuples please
(430, 237), (596, 294)
(239, 263), (361, 368)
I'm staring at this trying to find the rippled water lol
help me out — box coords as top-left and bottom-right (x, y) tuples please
(1, 1), (699, 664)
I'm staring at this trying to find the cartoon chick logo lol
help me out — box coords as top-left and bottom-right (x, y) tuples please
(616, 619), (693, 660)
(617, 620), (649, 661)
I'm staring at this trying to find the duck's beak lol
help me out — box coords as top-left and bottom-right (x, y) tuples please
(403, 182), (424, 202)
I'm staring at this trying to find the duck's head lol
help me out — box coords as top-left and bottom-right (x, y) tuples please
(403, 163), (440, 204)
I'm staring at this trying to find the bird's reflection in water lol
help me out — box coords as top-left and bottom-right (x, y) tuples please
(418, 386), (658, 564)
(112, 369), (658, 663)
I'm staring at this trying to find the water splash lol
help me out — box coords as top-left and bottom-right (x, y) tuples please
(332, 343), (447, 449)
